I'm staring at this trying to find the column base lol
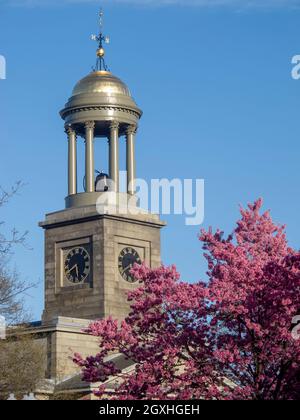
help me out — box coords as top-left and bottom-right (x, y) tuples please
(65, 192), (138, 210)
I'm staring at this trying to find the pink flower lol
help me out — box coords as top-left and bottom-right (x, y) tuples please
(74, 199), (300, 400)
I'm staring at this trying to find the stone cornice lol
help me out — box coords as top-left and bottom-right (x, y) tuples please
(40, 211), (166, 231)
(60, 105), (142, 120)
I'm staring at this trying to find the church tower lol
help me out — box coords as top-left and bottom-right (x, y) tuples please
(40, 11), (165, 323)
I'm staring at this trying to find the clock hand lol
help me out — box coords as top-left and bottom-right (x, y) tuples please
(122, 264), (133, 275)
(66, 264), (78, 275)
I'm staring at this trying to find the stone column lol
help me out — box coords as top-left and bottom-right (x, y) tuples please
(126, 125), (137, 195)
(85, 121), (95, 193)
(66, 126), (77, 196)
(109, 121), (119, 193)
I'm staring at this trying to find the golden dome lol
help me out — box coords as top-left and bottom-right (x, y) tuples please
(60, 69), (142, 133)
(72, 71), (131, 98)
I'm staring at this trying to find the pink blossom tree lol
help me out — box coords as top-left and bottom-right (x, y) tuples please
(74, 200), (300, 400)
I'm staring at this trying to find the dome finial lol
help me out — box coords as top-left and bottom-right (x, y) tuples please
(91, 8), (110, 72)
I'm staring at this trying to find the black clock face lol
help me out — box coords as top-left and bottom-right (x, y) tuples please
(118, 247), (142, 283)
(65, 247), (90, 284)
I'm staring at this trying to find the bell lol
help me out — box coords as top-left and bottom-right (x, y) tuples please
(95, 171), (112, 192)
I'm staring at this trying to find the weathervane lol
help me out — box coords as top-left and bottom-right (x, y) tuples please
(91, 9), (110, 72)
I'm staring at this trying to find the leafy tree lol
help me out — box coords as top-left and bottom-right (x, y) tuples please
(0, 183), (44, 399)
(0, 182), (31, 324)
(74, 200), (300, 400)
(0, 333), (45, 398)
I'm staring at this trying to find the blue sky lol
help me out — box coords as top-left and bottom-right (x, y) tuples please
(0, 0), (300, 320)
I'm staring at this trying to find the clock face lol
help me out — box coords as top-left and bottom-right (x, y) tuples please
(64, 247), (91, 284)
(118, 247), (142, 283)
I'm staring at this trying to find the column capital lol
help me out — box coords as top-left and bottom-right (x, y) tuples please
(65, 125), (77, 138)
(110, 121), (119, 131)
(85, 120), (95, 131)
(126, 124), (137, 136)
